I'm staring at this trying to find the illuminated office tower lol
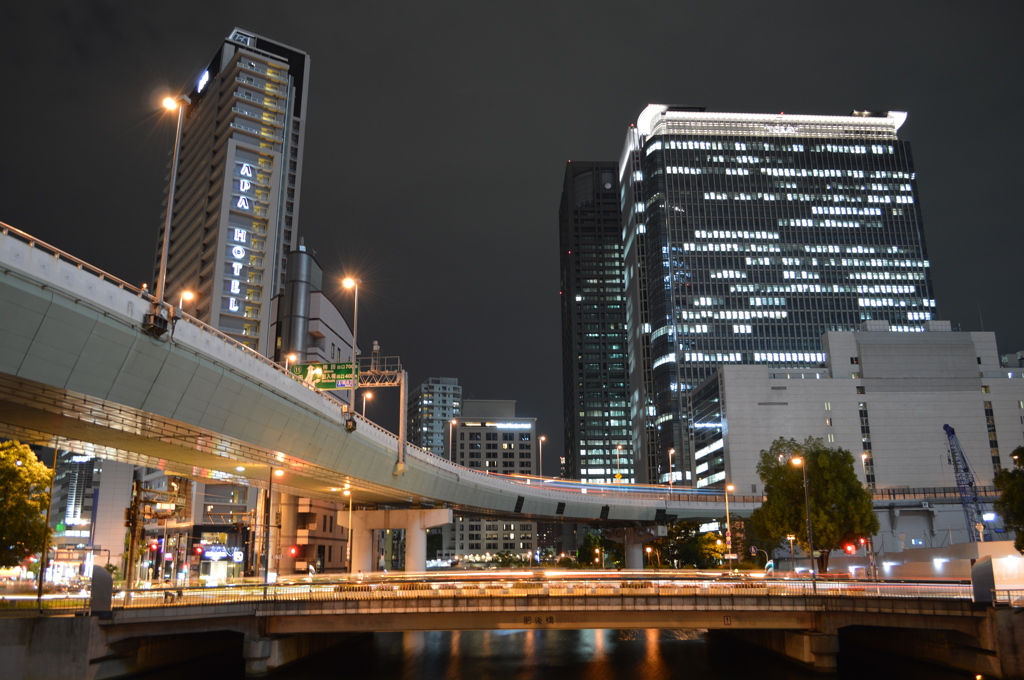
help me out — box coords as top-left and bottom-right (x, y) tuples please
(558, 162), (632, 484)
(620, 106), (937, 486)
(154, 28), (310, 354)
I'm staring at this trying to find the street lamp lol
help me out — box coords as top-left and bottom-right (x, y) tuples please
(449, 419), (457, 461)
(645, 546), (652, 569)
(790, 456), (817, 593)
(724, 483), (735, 569)
(178, 290), (194, 315)
(615, 445), (623, 482)
(539, 436), (546, 477)
(786, 534), (796, 573)
(154, 94), (191, 313)
(342, 277), (360, 415)
(668, 448), (675, 490)
(362, 391), (373, 418)
(284, 352), (298, 372)
(264, 468), (284, 584)
(343, 488), (355, 573)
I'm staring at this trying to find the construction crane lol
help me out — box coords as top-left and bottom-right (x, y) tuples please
(943, 424), (990, 542)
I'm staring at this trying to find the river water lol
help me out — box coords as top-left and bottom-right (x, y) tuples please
(265, 629), (973, 680)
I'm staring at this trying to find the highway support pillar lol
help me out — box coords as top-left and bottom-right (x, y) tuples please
(604, 525), (668, 569)
(339, 508), (452, 573)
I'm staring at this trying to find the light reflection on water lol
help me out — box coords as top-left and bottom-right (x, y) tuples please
(273, 629), (972, 680)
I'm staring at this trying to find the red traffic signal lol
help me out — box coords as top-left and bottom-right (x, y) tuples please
(288, 546), (299, 558)
(858, 537), (867, 546)
(843, 543), (857, 555)
(194, 545), (204, 555)
(149, 541), (159, 552)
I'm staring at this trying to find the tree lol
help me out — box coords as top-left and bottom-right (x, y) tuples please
(0, 441), (53, 569)
(994, 445), (1024, 553)
(647, 521), (727, 569)
(749, 437), (878, 573)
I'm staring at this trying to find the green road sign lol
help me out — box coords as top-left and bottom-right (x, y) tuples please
(289, 362), (358, 390)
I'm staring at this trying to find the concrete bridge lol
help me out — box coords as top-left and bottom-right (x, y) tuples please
(3, 575), (1022, 678)
(0, 223), (757, 571)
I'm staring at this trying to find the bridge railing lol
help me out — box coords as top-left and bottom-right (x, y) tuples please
(993, 589), (1024, 607)
(98, 577), (971, 612)
(0, 222), (151, 298)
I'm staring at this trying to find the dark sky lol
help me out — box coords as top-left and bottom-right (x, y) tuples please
(2, 2), (1022, 476)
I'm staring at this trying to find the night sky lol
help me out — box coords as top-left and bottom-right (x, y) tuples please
(2, 3), (1022, 475)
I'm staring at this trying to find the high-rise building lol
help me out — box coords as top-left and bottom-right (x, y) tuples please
(45, 448), (134, 580)
(620, 106), (937, 486)
(441, 400), (538, 562)
(558, 162), (632, 484)
(154, 28), (310, 354)
(408, 377), (463, 458)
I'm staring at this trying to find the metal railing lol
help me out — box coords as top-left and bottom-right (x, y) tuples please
(102, 577), (972, 611)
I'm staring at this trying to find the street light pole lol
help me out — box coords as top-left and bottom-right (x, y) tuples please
(791, 456), (817, 594)
(668, 448), (675, 490)
(615, 445), (622, 482)
(786, 534), (796, 573)
(344, 488), (354, 574)
(724, 483), (734, 570)
(449, 419), (457, 461)
(178, 290), (194, 316)
(539, 436), (545, 477)
(362, 391), (372, 418)
(154, 95), (191, 312)
(264, 468), (283, 585)
(342, 277), (360, 414)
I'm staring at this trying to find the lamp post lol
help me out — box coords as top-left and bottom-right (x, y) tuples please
(615, 445), (623, 482)
(539, 436), (546, 477)
(645, 546), (652, 569)
(284, 352), (298, 372)
(264, 468), (284, 584)
(178, 290), (194, 316)
(786, 534), (796, 573)
(724, 483), (735, 570)
(343, 488), (354, 573)
(449, 419), (457, 461)
(362, 391), (372, 418)
(342, 277), (360, 413)
(668, 448), (675, 490)
(790, 455), (817, 594)
(154, 94), (191, 312)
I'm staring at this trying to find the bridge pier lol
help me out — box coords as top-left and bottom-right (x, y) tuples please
(340, 508), (452, 572)
(713, 629), (839, 673)
(603, 525), (668, 569)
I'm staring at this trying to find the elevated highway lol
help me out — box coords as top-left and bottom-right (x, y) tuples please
(0, 223), (754, 526)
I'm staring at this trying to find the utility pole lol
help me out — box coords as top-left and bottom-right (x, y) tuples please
(124, 480), (142, 603)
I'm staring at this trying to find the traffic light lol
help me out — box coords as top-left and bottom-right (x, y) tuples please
(194, 545), (204, 556)
(843, 543), (857, 555)
(858, 537), (867, 547)
(288, 546), (299, 558)
(149, 540), (159, 552)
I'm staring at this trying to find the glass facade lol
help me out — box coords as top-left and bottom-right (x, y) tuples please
(622, 106), (937, 486)
(559, 162), (633, 484)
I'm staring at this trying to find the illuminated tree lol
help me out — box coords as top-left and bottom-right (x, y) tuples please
(994, 445), (1024, 553)
(749, 437), (878, 573)
(0, 441), (53, 569)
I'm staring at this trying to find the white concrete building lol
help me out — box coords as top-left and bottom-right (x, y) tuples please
(690, 321), (1021, 548)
